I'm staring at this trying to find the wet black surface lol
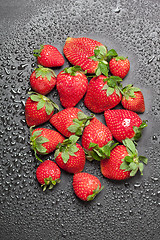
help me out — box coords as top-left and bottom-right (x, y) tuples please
(0, 0), (160, 239)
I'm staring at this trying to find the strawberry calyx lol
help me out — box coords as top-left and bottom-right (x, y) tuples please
(85, 140), (118, 161)
(106, 49), (118, 62)
(114, 56), (128, 61)
(62, 65), (87, 76)
(132, 120), (148, 141)
(41, 176), (60, 191)
(35, 65), (56, 81)
(102, 76), (123, 97)
(67, 111), (95, 136)
(87, 184), (104, 201)
(88, 45), (109, 77)
(54, 135), (80, 163)
(28, 91), (59, 115)
(30, 126), (49, 162)
(120, 138), (148, 176)
(122, 84), (141, 100)
(33, 44), (44, 58)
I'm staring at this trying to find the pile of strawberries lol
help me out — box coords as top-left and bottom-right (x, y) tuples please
(25, 37), (148, 201)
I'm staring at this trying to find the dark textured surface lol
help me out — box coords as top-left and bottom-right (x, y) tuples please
(0, 0), (160, 239)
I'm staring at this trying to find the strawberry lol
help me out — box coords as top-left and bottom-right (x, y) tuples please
(109, 56), (130, 79)
(84, 75), (122, 113)
(54, 135), (85, 174)
(33, 44), (64, 67)
(30, 127), (65, 161)
(49, 107), (94, 137)
(25, 92), (59, 127)
(73, 172), (104, 201)
(63, 37), (109, 76)
(121, 84), (145, 113)
(101, 138), (148, 180)
(56, 65), (88, 108)
(36, 160), (61, 191)
(30, 65), (57, 95)
(104, 109), (147, 142)
(82, 117), (112, 151)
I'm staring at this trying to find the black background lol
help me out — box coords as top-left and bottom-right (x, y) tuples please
(0, 0), (160, 239)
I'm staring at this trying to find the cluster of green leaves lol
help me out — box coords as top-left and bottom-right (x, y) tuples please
(102, 76), (123, 97)
(63, 65), (87, 76)
(87, 185), (104, 201)
(29, 91), (59, 115)
(30, 127), (50, 162)
(132, 120), (148, 141)
(67, 111), (94, 136)
(35, 65), (56, 81)
(122, 84), (141, 100)
(120, 138), (148, 176)
(33, 44), (44, 58)
(42, 176), (60, 191)
(54, 135), (80, 163)
(85, 140), (118, 161)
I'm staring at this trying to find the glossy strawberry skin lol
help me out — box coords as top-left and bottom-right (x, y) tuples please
(25, 97), (54, 127)
(49, 107), (82, 137)
(32, 128), (65, 154)
(104, 109), (142, 142)
(55, 143), (85, 174)
(82, 117), (112, 150)
(30, 70), (56, 95)
(37, 45), (64, 67)
(84, 75), (122, 113)
(63, 37), (105, 74)
(36, 160), (61, 185)
(101, 145), (130, 180)
(73, 172), (102, 201)
(56, 71), (88, 108)
(121, 91), (145, 113)
(109, 58), (130, 79)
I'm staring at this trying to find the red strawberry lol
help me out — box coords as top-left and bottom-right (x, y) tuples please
(104, 109), (147, 142)
(121, 84), (145, 113)
(101, 138), (148, 180)
(56, 65), (88, 108)
(73, 172), (104, 201)
(36, 160), (61, 191)
(30, 127), (65, 161)
(25, 92), (59, 127)
(84, 75), (122, 113)
(54, 135), (85, 174)
(49, 107), (94, 137)
(30, 65), (57, 95)
(82, 117), (112, 150)
(63, 37), (109, 76)
(33, 44), (64, 67)
(109, 56), (130, 79)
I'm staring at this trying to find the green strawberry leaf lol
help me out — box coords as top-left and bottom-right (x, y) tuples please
(87, 185), (104, 201)
(33, 44), (44, 58)
(37, 99), (45, 110)
(69, 135), (79, 144)
(115, 56), (127, 61)
(98, 61), (109, 77)
(32, 130), (42, 138)
(138, 162), (144, 175)
(30, 94), (42, 102)
(35, 136), (49, 144)
(62, 151), (70, 163)
(69, 145), (79, 153)
(107, 87), (115, 96)
(67, 124), (80, 133)
(130, 168), (138, 177)
(132, 120), (148, 141)
(122, 138), (136, 155)
(54, 149), (60, 159)
(45, 101), (54, 115)
(36, 144), (47, 153)
(139, 156), (148, 164)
